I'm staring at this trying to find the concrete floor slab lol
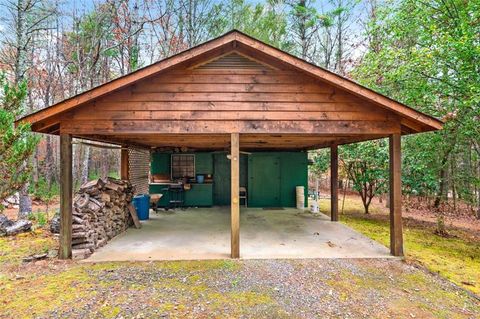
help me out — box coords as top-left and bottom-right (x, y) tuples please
(86, 207), (392, 262)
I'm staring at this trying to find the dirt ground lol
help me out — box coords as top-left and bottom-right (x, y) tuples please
(3, 201), (60, 221)
(333, 193), (480, 239)
(1, 258), (479, 319)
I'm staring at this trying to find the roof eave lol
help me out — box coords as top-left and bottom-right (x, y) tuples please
(16, 29), (443, 134)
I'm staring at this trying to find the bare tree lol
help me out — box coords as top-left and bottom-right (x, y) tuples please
(287, 0), (321, 61)
(314, 0), (359, 74)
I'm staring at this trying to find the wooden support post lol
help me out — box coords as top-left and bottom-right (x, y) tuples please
(59, 134), (72, 259)
(120, 148), (129, 180)
(330, 144), (339, 221)
(230, 133), (240, 258)
(389, 133), (404, 256)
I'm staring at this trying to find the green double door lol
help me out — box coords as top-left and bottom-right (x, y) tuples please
(213, 153), (248, 205)
(248, 155), (281, 207)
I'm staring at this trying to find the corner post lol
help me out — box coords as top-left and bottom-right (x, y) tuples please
(389, 134), (403, 256)
(59, 134), (72, 259)
(231, 133), (240, 258)
(120, 148), (129, 180)
(330, 144), (339, 221)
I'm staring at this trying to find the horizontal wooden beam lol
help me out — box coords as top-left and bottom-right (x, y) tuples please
(89, 101), (370, 112)
(132, 82), (334, 94)
(66, 110), (389, 122)
(144, 72), (314, 84)
(61, 120), (401, 135)
(103, 91), (360, 103)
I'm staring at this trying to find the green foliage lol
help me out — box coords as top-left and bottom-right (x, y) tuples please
(0, 74), (39, 212)
(28, 212), (47, 227)
(353, 0), (480, 205)
(340, 140), (389, 213)
(66, 7), (115, 78)
(402, 133), (440, 196)
(310, 149), (330, 176)
(211, 0), (292, 51)
(30, 177), (58, 203)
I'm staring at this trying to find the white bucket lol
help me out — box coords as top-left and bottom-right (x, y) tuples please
(310, 201), (319, 213)
(296, 186), (305, 209)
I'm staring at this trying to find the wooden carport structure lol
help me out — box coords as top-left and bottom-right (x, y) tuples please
(17, 30), (442, 259)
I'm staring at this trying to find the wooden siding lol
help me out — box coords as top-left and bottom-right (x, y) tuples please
(20, 31), (442, 137)
(57, 57), (401, 150)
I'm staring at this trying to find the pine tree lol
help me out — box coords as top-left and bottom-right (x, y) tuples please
(0, 74), (39, 212)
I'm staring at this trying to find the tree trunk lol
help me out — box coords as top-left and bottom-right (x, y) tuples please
(359, 189), (370, 214)
(45, 135), (54, 187)
(81, 146), (90, 185)
(18, 183), (31, 219)
(477, 190), (480, 220)
(477, 161), (480, 219)
(434, 166), (447, 208)
(101, 149), (109, 179)
(363, 202), (370, 214)
(32, 147), (39, 185)
(451, 159), (456, 210)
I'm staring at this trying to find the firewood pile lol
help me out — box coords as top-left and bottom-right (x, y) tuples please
(70, 178), (135, 260)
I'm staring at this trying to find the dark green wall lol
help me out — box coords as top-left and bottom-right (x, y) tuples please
(213, 153), (248, 205)
(149, 151), (308, 208)
(247, 152), (308, 207)
(151, 153), (170, 174)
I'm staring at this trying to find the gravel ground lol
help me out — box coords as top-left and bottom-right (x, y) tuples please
(2, 258), (479, 319)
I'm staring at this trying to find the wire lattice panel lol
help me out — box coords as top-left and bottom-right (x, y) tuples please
(128, 148), (150, 195)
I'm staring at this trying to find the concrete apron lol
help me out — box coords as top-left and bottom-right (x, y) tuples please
(85, 207), (393, 262)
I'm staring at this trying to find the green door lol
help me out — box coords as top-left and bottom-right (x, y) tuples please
(249, 155), (281, 207)
(213, 154), (231, 205)
(213, 153), (248, 206)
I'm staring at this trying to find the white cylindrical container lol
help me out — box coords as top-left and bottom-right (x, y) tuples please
(310, 201), (319, 213)
(296, 186), (305, 209)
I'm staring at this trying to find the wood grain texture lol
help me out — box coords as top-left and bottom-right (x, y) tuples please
(330, 144), (339, 222)
(389, 133), (403, 256)
(60, 120), (401, 135)
(231, 133), (240, 258)
(120, 149), (129, 180)
(67, 111), (389, 121)
(59, 134), (72, 259)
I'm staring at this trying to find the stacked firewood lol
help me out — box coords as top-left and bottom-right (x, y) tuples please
(71, 178), (134, 260)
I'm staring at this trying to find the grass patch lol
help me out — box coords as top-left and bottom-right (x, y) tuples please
(0, 265), (96, 318)
(319, 197), (480, 295)
(158, 259), (240, 272)
(0, 229), (57, 265)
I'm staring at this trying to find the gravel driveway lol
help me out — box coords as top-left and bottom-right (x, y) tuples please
(2, 258), (479, 319)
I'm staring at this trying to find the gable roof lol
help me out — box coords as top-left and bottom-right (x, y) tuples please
(17, 29), (443, 133)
